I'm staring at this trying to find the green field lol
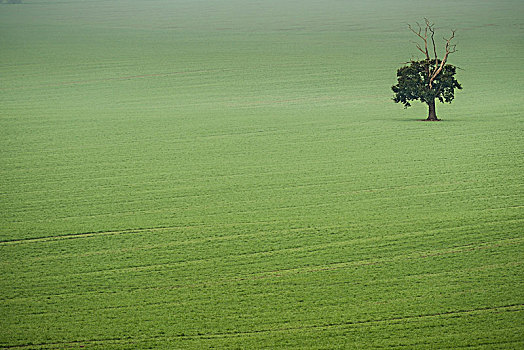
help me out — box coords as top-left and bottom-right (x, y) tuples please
(1, 0), (523, 348)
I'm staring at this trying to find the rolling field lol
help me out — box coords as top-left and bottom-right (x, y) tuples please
(1, 0), (523, 348)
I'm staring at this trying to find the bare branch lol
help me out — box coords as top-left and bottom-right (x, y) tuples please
(412, 41), (426, 56)
(408, 21), (430, 60)
(429, 29), (458, 88)
(408, 20), (459, 89)
(424, 18), (439, 78)
(444, 29), (457, 53)
(408, 23), (422, 39)
(426, 18), (438, 62)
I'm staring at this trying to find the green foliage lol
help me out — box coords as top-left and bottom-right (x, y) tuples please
(392, 59), (462, 107)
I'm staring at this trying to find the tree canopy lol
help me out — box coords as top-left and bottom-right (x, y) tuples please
(392, 59), (462, 107)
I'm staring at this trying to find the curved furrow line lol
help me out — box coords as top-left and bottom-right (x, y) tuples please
(55, 236), (524, 277)
(2, 304), (522, 349)
(0, 225), (201, 245)
(2, 181), (509, 216)
(3, 236), (520, 294)
(4, 261), (520, 305)
(3, 191), (521, 235)
(0, 68), (234, 92)
(5, 261), (520, 314)
(0, 164), (507, 189)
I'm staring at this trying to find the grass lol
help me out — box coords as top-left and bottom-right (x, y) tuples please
(1, 0), (523, 348)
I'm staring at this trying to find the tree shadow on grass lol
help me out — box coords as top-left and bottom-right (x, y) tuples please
(396, 118), (461, 122)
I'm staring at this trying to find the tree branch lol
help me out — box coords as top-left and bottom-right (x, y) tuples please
(425, 18), (438, 62)
(408, 22), (430, 60)
(412, 41), (426, 56)
(429, 29), (457, 88)
(408, 20), (458, 89)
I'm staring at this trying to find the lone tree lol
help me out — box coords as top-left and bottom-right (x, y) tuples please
(392, 19), (462, 121)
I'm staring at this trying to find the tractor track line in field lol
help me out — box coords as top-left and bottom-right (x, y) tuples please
(379, 339), (523, 349)
(3, 192), (522, 233)
(3, 261), (519, 306)
(55, 236), (524, 278)
(2, 198), (521, 235)
(1, 159), (509, 187)
(450, 340), (524, 349)
(5, 219), (474, 261)
(1, 218), (521, 261)
(0, 69), (234, 91)
(2, 212), (518, 246)
(0, 220), (347, 246)
(185, 304), (524, 338)
(2, 304), (522, 349)
(2, 180), (511, 214)
(0, 225), (192, 245)
(5, 285), (517, 320)
(3, 236), (521, 298)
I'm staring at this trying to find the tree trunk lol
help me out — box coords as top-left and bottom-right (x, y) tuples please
(426, 97), (439, 121)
